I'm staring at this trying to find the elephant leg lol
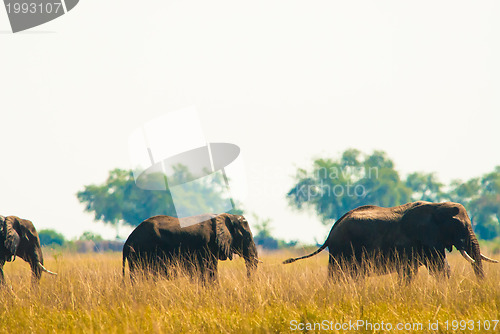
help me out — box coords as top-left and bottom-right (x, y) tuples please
(327, 254), (337, 281)
(183, 253), (199, 281)
(180, 253), (199, 282)
(196, 251), (209, 284)
(157, 254), (170, 279)
(206, 255), (218, 283)
(163, 257), (177, 280)
(129, 261), (137, 283)
(126, 251), (139, 283)
(328, 254), (351, 283)
(395, 253), (418, 285)
(396, 261), (418, 285)
(397, 267), (411, 285)
(142, 253), (160, 280)
(152, 251), (170, 279)
(427, 257), (450, 279)
(169, 259), (179, 280)
(425, 250), (449, 279)
(349, 260), (367, 282)
(140, 257), (151, 277)
(153, 257), (161, 277)
(135, 253), (148, 278)
(343, 252), (363, 281)
(412, 260), (420, 278)
(443, 258), (451, 278)
(130, 257), (147, 283)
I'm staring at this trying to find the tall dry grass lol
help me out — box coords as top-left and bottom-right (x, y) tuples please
(0, 250), (499, 333)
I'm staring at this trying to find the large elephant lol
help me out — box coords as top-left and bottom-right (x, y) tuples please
(0, 215), (57, 284)
(284, 201), (497, 282)
(122, 213), (259, 283)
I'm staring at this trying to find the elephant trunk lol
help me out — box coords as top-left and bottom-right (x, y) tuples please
(243, 239), (259, 278)
(30, 245), (45, 281)
(465, 225), (484, 279)
(27, 244), (57, 280)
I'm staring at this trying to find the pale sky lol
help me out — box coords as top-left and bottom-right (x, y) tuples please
(1, 1), (499, 243)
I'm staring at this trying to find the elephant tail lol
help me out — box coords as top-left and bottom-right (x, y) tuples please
(283, 212), (350, 264)
(122, 247), (127, 277)
(283, 242), (328, 264)
(122, 244), (133, 277)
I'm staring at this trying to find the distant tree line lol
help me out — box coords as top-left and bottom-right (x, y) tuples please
(251, 215), (298, 250)
(73, 149), (500, 248)
(38, 229), (123, 253)
(75, 168), (289, 250)
(287, 149), (500, 240)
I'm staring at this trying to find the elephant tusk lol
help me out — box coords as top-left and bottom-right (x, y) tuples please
(459, 250), (475, 264)
(38, 262), (57, 276)
(480, 254), (499, 263)
(256, 258), (263, 263)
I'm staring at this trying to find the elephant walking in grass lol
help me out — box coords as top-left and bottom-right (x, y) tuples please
(0, 215), (57, 284)
(122, 213), (259, 283)
(284, 201), (497, 282)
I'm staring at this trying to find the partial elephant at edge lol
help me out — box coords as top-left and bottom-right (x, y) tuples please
(0, 215), (57, 285)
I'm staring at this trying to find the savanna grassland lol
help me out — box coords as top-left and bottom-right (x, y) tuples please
(0, 250), (499, 333)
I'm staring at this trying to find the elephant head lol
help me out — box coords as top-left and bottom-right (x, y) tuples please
(409, 202), (497, 279)
(214, 213), (259, 277)
(0, 216), (57, 282)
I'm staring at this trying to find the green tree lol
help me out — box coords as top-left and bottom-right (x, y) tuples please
(252, 215), (278, 249)
(251, 214), (297, 249)
(405, 172), (445, 202)
(77, 166), (241, 228)
(447, 167), (500, 240)
(253, 215), (273, 239)
(287, 149), (411, 223)
(38, 229), (66, 247)
(79, 231), (103, 242)
(447, 178), (481, 208)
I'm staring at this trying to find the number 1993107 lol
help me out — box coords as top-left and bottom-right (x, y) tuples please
(444, 320), (499, 331)
(5, 2), (63, 14)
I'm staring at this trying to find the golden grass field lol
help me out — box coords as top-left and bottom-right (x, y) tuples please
(1, 250), (499, 333)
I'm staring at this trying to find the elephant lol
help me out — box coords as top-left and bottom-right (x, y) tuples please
(283, 201), (497, 282)
(122, 213), (259, 283)
(0, 215), (57, 284)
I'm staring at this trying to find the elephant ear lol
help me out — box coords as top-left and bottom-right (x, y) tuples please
(404, 204), (442, 250)
(214, 214), (233, 261)
(435, 204), (460, 221)
(434, 204), (461, 251)
(4, 216), (21, 262)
